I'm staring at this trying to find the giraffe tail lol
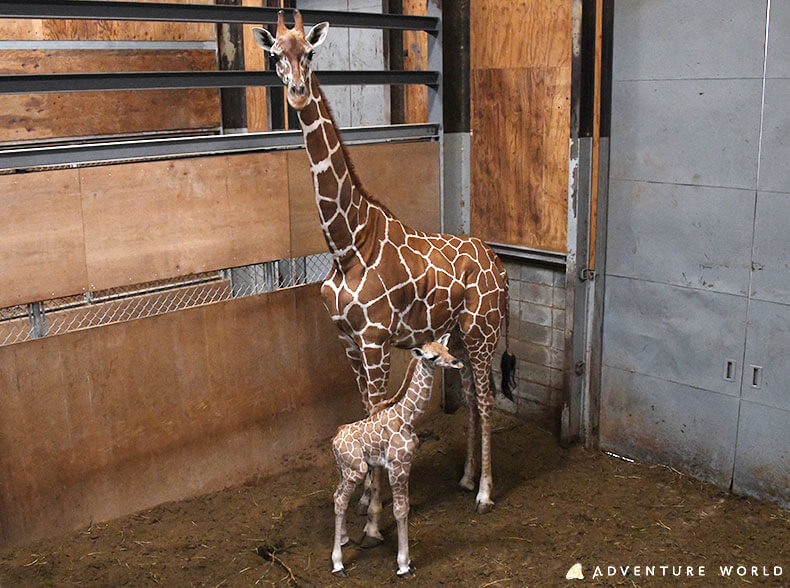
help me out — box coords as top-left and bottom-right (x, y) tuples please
(500, 273), (516, 401)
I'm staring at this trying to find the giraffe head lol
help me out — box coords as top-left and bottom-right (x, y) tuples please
(411, 334), (464, 370)
(252, 11), (329, 111)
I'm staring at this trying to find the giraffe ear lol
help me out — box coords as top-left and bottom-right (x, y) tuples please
(411, 348), (424, 360)
(306, 22), (330, 49)
(252, 27), (277, 52)
(438, 332), (451, 347)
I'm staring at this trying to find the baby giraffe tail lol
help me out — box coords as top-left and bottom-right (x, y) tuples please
(500, 275), (516, 401)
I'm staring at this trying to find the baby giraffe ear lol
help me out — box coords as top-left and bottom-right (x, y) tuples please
(411, 348), (424, 360)
(251, 27), (277, 52)
(306, 22), (330, 48)
(438, 332), (451, 347)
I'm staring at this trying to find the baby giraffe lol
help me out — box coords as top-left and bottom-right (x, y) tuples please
(330, 334), (463, 577)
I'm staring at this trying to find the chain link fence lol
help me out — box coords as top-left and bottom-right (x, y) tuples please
(0, 252), (333, 348)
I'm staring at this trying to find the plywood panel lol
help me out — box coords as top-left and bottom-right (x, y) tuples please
(403, 0), (428, 123)
(470, 0), (572, 251)
(242, 0), (270, 132)
(289, 140), (441, 257)
(79, 152), (290, 291)
(0, 49), (220, 142)
(0, 0), (216, 41)
(0, 284), (360, 546)
(0, 169), (88, 307)
(471, 67), (570, 251)
(471, 0), (571, 70)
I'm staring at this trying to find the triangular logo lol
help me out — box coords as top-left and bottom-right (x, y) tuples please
(566, 562), (584, 580)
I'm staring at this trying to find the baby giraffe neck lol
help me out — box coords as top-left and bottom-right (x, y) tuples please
(297, 74), (362, 258)
(398, 361), (435, 428)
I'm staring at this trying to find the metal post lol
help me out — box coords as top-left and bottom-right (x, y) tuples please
(27, 302), (46, 339)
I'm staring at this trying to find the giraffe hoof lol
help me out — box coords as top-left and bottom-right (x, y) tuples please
(458, 477), (476, 492)
(475, 499), (495, 514)
(354, 501), (369, 516)
(397, 564), (415, 578)
(332, 568), (347, 578)
(360, 533), (384, 548)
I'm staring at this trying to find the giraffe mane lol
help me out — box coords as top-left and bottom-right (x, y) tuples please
(315, 79), (397, 219)
(369, 355), (419, 415)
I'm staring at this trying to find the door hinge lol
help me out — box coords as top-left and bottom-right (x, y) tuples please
(578, 267), (597, 281)
(574, 360), (585, 375)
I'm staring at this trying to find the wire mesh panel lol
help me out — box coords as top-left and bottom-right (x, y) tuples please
(0, 253), (334, 348)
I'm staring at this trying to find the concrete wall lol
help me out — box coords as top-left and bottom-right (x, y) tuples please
(493, 260), (566, 431)
(601, 0), (788, 507)
(297, 0), (390, 126)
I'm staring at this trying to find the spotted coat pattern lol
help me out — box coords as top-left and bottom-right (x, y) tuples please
(252, 12), (510, 526)
(330, 338), (462, 576)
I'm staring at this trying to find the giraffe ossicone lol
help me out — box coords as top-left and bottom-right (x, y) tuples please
(330, 337), (463, 577)
(252, 10), (516, 529)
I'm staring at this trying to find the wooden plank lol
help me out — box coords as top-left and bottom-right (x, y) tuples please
(589, 0), (603, 268)
(470, 66), (570, 251)
(79, 152), (290, 291)
(0, 285), (359, 546)
(224, 152), (291, 267)
(242, 0), (269, 132)
(469, 0), (572, 251)
(289, 140), (441, 258)
(0, 169), (88, 307)
(470, 0), (572, 70)
(0, 49), (220, 142)
(0, 0), (216, 41)
(403, 0), (428, 123)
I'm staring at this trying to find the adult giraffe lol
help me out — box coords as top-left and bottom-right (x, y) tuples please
(252, 12), (515, 527)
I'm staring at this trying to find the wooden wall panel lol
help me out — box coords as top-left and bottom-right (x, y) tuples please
(403, 0), (428, 123)
(79, 152), (290, 291)
(0, 285), (361, 546)
(0, 50), (220, 142)
(289, 140), (441, 257)
(470, 0), (572, 252)
(0, 0), (215, 41)
(0, 170), (88, 308)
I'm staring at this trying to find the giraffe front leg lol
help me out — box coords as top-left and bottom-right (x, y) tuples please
(358, 342), (391, 542)
(458, 361), (479, 491)
(360, 466), (384, 547)
(332, 467), (365, 576)
(388, 463), (414, 577)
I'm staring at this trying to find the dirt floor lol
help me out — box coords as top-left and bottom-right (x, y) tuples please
(1, 411), (787, 588)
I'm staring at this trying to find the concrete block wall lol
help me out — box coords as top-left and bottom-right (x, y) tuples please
(601, 0), (788, 507)
(493, 260), (566, 430)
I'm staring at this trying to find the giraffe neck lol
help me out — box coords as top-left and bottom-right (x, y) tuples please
(297, 74), (364, 259)
(397, 360), (435, 428)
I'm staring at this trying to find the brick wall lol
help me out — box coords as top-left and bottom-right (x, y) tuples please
(493, 260), (567, 430)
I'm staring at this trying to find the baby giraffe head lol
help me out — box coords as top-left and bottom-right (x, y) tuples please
(411, 333), (464, 370)
(252, 11), (329, 110)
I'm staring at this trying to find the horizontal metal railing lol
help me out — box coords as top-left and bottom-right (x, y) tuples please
(0, 70), (439, 95)
(0, 1), (439, 31)
(0, 124), (439, 171)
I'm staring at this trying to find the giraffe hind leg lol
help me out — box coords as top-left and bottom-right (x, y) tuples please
(458, 359), (479, 492)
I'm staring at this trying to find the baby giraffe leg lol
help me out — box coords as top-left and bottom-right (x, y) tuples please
(332, 468), (365, 576)
(361, 466), (384, 547)
(388, 464), (413, 577)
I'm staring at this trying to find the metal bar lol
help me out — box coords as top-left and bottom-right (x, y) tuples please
(0, 70), (439, 95)
(0, 1), (439, 31)
(487, 242), (568, 268)
(0, 124), (439, 171)
(0, 40), (218, 50)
